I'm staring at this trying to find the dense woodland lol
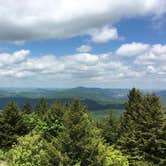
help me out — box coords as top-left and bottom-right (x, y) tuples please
(0, 88), (165, 166)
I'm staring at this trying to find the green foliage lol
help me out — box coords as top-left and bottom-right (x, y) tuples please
(34, 100), (66, 141)
(0, 102), (28, 150)
(118, 88), (166, 165)
(22, 102), (32, 114)
(34, 115), (64, 141)
(62, 100), (101, 165)
(102, 146), (129, 166)
(62, 100), (128, 166)
(1, 89), (164, 165)
(0, 149), (4, 160)
(49, 100), (65, 122)
(35, 97), (48, 115)
(90, 109), (124, 121)
(98, 113), (120, 145)
(21, 112), (39, 132)
(130, 160), (155, 166)
(6, 100), (128, 166)
(7, 132), (68, 166)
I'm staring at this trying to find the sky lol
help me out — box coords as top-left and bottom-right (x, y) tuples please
(0, 0), (166, 89)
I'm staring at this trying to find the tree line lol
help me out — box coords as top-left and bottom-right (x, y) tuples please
(0, 88), (165, 166)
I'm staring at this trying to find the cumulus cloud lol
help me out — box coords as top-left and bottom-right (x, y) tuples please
(0, 46), (165, 88)
(0, 49), (142, 82)
(0, 0), (165, 41)
(116, 42), (150, 57)
(76, 45), (92, 53)
(135, 44), (166, 64)
(116, 43), (166, 86)
(89, 26), (118, 43)
(0, 50), (30, 66)
(146, 65), (157, 74)
(115, 43), (166, 66)
(115, 42), (166, 85)
(115, 43), (166, 80)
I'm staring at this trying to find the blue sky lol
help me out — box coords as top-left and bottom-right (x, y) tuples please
(0, 0), (166, 89)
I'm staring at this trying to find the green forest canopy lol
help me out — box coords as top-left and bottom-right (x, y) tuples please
(0, 88), (165, 166)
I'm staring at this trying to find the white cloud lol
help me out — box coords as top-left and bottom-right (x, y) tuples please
(12, 40), (26, 46)
(76, 45), (92, 53)
(116, 42), (150, 57)
(0, 47), (165, 88)
(116, 43), (166, 84)
(0, 50), (140, 82)
(0, 47), (165, 80)
(0, 0), (165, 41)
(146, 65), (157, 74)
(0, 69), (33, 78)
(135, 44), (166, 64)
(89, 26), (118, 43)
(0, 50), (30, 66)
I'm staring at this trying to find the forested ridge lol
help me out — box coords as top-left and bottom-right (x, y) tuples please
(0, 88), (165, 166)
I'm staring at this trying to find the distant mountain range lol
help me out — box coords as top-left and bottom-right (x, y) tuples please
(0, 87), (165, 110)
(0, 87), (129, 101)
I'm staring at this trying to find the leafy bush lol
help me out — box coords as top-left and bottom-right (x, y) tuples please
(7, 132), (68, 166)
(130, 160), (155, 166)
(102, 146), (129, 166)
(0, 149), (4, 160)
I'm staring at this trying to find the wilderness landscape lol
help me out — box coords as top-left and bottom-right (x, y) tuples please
(0, 87), (166, 119)
(0, 87), (166, 165)
(0, 0), (166, 165)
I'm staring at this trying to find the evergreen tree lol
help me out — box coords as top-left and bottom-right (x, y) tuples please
(118, 88), (144, 161)
(98, 113), (119, 145)
(118, 88), (166, 165)
(49, 100), (65, 123)
(140, 94), (166, 165)
(62, 100), (105, 165)
(37, 100), (65, 141)
(0, 102), (27, 150)
(35, 97), (48, 116)
(22, 102), (32, 114)
(3, 100), (129, 166)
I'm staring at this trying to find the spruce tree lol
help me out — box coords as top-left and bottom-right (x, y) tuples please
(63, 100), (106, 165)
(40, 100), (65, 140)
(140, 94), (166, 165)
(98, 113), (119, 145)
(35, 97), (48, 115)
(0, 102), (27, 150)
(22, 102), (32, 114)
(49, 100), (65, 123)
(118, 88), (166, 165)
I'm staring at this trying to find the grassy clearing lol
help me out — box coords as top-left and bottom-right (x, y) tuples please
(90, 109), (125, 121)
